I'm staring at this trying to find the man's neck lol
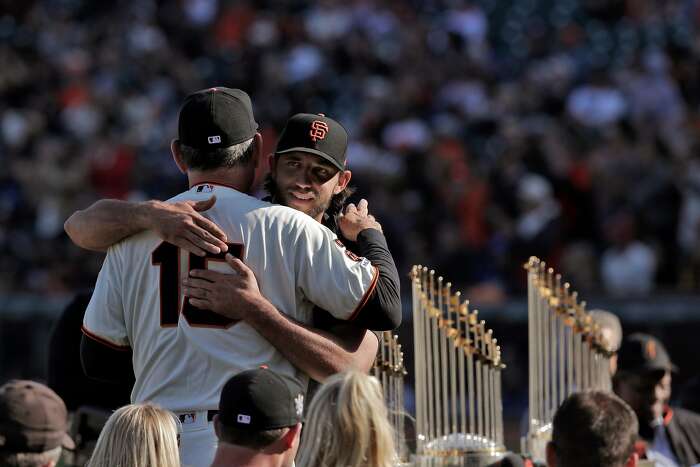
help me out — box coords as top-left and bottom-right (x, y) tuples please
(210, 443), (287, 467)
(187, 167), (253, 192)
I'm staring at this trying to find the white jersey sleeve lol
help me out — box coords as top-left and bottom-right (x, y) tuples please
(291, 218), (379, 321)
(82, 244), (130, 349)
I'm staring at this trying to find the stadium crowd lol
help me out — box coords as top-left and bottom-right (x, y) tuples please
(3, 0), (700, 300)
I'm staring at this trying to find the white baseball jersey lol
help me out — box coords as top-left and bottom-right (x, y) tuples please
(82, 182), (379, 412)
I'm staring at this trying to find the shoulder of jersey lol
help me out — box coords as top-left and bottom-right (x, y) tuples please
(253, 203), (320, 228)
(167, 187), (325, 232)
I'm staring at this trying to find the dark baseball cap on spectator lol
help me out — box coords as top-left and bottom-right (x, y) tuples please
(275, 113), (348, 171)
(0, 380), (74, 453)
(218, 368), (305, 430)
(178, 87), (258, 151)
(617, 333), (678, 373)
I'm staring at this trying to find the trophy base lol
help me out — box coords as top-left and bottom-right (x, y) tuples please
(521, 423), (552, 464)
(414, 434), (506, 467)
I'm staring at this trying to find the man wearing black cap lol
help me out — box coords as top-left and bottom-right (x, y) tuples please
(74, 88), (400, 467)
(613, 333), (700, 466)
(264, 113), (354, 223)
(0, 380), (75, 467)
(210, 368), (304, 467)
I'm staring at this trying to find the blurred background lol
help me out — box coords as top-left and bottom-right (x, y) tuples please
(2, 0), (700, 450)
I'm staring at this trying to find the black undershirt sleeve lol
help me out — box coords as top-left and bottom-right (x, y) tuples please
(347, 228), (402, 330)
(80, 333), (135, 386)
(49, 292), (132, 411)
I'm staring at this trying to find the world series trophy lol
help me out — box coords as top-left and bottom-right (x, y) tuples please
(522, 257), (613, 463)
(411, 266), (506, 467)
(372, 331), (409, 463)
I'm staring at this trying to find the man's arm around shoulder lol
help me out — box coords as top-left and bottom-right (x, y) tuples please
(65, 197), (228, 255)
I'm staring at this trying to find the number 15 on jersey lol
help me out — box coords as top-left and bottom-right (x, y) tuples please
(151, 242), (243, 329)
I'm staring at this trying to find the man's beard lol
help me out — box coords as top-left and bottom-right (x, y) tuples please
(276, 189), (332, 220)
(264, 173), (337, 220)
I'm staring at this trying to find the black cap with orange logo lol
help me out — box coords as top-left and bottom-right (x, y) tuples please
(274, 113), (348, 172)
(617, 333), (678, 373)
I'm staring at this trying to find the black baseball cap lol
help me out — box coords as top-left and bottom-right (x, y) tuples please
(275, 113), (348, 171)
(0, 380), (75, 453)
(178, 87), (258, 150)
(617, 333), (678, 374)
(218, 369), (305, 430)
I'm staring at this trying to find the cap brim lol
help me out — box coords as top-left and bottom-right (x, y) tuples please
(275, 147), (345, 172)
(61, 433), (75, 450)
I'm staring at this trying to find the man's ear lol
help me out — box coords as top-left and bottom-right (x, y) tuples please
(281, 423), (302, 449)
(171, 139), (188, 174)
(213, 414), (222, 439)
(546, 441), (557, 467)
(334, 169), (352, 194)
(251, 133), (263, 169)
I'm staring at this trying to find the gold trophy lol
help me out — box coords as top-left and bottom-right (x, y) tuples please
(412, 266), (506, 466)
(522, 257), (612, 463)
(372, 331), (409, 462)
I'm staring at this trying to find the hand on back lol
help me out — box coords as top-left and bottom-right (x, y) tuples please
(146, 196), (228, 256)
(183, 254), (263, 320)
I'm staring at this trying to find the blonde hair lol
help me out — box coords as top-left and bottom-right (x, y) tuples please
(298, 371), (397, 467)
(86, 403), (180, 467)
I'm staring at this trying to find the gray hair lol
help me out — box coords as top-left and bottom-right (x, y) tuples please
(0, 446), (62, 467)
(178, 137), (255, 171)
(589, 309), (623, 353)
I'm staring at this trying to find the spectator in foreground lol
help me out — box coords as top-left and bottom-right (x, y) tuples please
(297, 371), (397, 467)
(613, 333), (700, 466)
(210, 368), (304, 467)
(546, 390), (638, 467)
(86, 403), (180, 467)
(0, 379), (75, 467)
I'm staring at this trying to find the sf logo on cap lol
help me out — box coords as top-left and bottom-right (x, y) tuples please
(646, 340), (656, 359)
(309, 121), (329, 142)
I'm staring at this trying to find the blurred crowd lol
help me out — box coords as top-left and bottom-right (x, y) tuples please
(3, 0), (700, 300)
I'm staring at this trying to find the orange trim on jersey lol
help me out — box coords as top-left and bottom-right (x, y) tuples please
(348, 265), (380, 321)
(81, 325), (131, 351)
(189, 181), (242, 191)
(663, 406), (674, 426)
(634, 439), (648, 459)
